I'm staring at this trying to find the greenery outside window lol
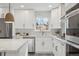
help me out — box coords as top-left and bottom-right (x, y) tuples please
(34, 16), (48, 31)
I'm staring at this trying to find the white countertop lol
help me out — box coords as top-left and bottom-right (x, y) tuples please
(52, 35), (79, 49)
(0, 39), (28, 52)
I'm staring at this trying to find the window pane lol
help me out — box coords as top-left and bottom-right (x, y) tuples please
(35, 16), (48, 30)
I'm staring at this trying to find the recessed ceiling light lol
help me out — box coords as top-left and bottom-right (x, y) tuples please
(48, 5), (52, 8)
(20, 5), (24, 8)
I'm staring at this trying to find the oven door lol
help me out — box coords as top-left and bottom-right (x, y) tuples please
(66, 8), (79, 44)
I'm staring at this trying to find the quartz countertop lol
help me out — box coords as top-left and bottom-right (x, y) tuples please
(0, 39), (28, 52)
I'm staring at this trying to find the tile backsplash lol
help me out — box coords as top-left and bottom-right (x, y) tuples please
(15, 29), (34, 36)
(15, 29), (52, 38)
(15, 28), (62, 38)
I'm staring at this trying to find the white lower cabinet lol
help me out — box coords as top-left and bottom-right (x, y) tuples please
(35, 37), (53, 53)
(53, 39), (66, 56)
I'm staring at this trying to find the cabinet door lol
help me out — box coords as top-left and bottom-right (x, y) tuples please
(44, 38), (53, 53)
(35, 38), (45, 53)
(14, 10), (25, 29)
(53, 39), (66, 56)
(53, 39), (59, 56)
(35, 38), (52, 53)
(50, 7), (61, 29)
(58, 42), (66, 56)
(25, 10), (35, 29)
(14, 10), (35, 29)
(55, 41), (65, 56)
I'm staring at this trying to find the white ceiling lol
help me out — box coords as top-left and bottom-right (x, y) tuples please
(0, 3), (60, 11)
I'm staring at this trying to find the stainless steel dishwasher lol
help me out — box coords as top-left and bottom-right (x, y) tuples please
(23, 37), (35, 53)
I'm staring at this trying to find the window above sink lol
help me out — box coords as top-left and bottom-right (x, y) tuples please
(34, 16), (48, 31)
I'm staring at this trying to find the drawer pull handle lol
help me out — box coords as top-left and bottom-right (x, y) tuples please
(55, 46), (58, 51)
(42, 42), (45, 46)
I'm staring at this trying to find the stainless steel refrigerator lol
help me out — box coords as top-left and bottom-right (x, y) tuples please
(0, 18), (12, 39)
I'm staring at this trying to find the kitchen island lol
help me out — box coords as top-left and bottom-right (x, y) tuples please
(0, 39), (28, 56)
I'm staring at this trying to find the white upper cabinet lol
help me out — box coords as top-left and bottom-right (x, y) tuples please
(50, 6), (61, 29)
(14, 10), (35, 29)
(14, 10), (24, 29)
(24, 10), (35, 29)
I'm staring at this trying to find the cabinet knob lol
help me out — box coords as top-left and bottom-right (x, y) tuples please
(55, 46), (58, 51)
